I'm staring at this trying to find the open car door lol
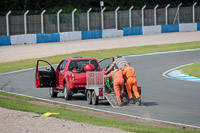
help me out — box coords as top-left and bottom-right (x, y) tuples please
(35, 60), (56, 88)
(99, 57), (114, 70)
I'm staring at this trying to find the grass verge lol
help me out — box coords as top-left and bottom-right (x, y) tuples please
(178, 62), (200, 77)
(0, 41), (200, 73)
(0, 91), (37, 101)
(0, 91), (198, 133)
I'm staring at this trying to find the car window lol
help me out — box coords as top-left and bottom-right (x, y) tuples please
(59, 60), (68, 71)
(90, 60), (99, 69)
(69, 60), (99, 71)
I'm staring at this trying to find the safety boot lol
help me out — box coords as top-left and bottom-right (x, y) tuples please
(118, 103), (123, 107)
(129, 98), (135, 104)
(136, 98), (141, 106)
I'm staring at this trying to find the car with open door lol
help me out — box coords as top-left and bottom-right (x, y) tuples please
(35, 57), (101, 100)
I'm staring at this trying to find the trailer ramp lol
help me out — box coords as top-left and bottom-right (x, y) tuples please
(105, 93), (143, 107)
(104, 93), (119, 108)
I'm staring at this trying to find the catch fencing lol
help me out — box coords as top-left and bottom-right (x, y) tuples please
(0, 4), (200, 36)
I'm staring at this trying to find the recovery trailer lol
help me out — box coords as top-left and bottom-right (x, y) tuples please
(86, 71), (141, 107)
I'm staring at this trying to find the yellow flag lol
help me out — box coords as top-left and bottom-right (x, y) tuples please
(41, 112), (60, 117)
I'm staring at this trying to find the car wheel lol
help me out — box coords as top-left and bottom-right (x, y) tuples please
(91, 91), (98, 105)
(87, 90), (92, 104)
(49, 87), (58, 98)
(64, 84), (72, 100)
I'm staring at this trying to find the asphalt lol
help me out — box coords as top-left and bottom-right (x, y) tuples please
(0, 50), (200, 127)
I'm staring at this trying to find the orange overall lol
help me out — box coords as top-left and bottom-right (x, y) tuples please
(106, 70), (124, 106)
(123, 66), (140, 99)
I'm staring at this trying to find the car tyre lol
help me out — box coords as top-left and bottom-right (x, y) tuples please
(91, 91), (98, 105)
(87, 90), (92, 104)
(64, 84), (72, 100)
(49, 87), (58, 98)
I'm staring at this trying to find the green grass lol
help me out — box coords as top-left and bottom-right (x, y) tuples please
(0, 41), (200, 74)
(0, 91), (37, 101)
(0, 96), (198, 133)
(178, 62), (200, 77)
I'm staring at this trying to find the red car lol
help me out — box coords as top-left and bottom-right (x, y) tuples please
(35, 57), (101, 100)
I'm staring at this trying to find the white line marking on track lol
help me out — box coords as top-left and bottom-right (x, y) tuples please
(124, 48), (200, 58)
(162, 62), (200, 83)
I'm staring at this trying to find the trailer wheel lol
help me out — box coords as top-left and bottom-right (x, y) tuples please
(64, 84), (72, 100)
(49, 87), (58, 98)
(92, 91), (99, 105)
(87, 90), (92, 104)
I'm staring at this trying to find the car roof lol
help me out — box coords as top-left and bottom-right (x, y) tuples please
(64, 57), (96, 61)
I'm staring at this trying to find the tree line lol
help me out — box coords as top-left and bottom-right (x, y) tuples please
(0, 0), (198, 14)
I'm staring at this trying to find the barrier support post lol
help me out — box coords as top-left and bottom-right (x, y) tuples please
(87, 8), (92, 31)
(129, 6), (134, 27)
(141, 5), (146, 27)
(6, 11), (11, 36)
(57, 9), (62, 33)
(72, 8), (77, 32)
(193, 2), (197, 23)
(41, 10), (46, 34)
(24, 10), (29, 34)
(115, 7), (120, 29)
(154, 4), (159, 25)
(101, 7), (106, 30)
(165, 4), (170, 25)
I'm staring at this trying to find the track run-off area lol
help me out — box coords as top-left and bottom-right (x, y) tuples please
(0, 31), (200, 129)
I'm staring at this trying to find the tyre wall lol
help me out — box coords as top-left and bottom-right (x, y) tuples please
(102, 29), (123, 38)
(123, 27), (143, 36)
(0, 36), (11, 46)
(142, 25), (161, 35)
(60, 31), (81, 42)
(11, 34), (36, 45)
(1, 23), (200, 45)
(36, 33), (60, 43)
(179, 23), (197, 32)
(81, 30), (102, 40)
(197, 23), (200, 31)
(161, 24), (179, 33)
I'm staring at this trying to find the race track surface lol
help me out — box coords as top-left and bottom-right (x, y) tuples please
(0, 50), (200, 127)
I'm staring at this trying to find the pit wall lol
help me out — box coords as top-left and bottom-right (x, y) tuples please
(0, 23), (200, 46)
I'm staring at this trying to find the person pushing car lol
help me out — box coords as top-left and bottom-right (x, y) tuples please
(106, 55), (129, 74)
(105, 66), (124, 107)
(123, 63), (141, 105)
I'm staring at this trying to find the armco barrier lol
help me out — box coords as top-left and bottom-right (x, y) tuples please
(0, 36), (11, 46)
(123, 27), (142, 36)
(11, 34), (36, 45)
(161, 24), (179, 33)
(36, 33), (60, 43)
(102, 29), (123, 38)
(179, 23), (197, 32)
(198, 23), (200, 31)
(60, 31), (81, 42)
(81, 30), (102, 40)
(142, 25), (161, 35)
